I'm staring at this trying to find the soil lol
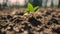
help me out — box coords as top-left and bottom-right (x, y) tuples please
(0, 8), (60, 34)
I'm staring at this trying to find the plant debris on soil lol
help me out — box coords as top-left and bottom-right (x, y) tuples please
(0, 8), (60, 34)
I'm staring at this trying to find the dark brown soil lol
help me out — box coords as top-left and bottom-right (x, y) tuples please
(0, 8), (60, 34)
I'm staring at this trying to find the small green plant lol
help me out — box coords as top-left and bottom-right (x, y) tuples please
(25, 3), (39, 13)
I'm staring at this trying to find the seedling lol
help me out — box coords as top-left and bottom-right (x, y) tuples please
(24, 3), (39, 13)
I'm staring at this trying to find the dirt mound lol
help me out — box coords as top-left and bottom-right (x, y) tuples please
(0, 8), (60, 34)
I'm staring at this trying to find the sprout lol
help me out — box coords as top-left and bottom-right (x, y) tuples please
(24, 3), (39, 13)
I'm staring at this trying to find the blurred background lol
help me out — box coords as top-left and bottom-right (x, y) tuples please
(0, 0), (60, 9)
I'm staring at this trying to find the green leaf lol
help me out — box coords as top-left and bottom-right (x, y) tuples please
(24, 3), (39, 14)
(24, 9), (30, 13)
(34, 6), (39, 11)
(28, 3), (33, 11)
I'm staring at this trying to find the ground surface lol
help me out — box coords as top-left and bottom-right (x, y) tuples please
(0, 8), (60, 34)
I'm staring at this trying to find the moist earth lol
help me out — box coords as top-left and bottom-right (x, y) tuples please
(0, 8), (60, 34)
